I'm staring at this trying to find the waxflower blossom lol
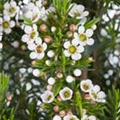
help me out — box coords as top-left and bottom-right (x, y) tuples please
(22, 24), (38, 44)
(59, 87), (73, 101)
(64, 40), (84, 61)
(0, 15), (15, 34)
(74, 26), (94, 46)
(63, 115), (79, 120)
(3, 1), (19, 17)
(69, 3), (89, 19)
(22, 2), (46, 23)
(28, 37), (47, 59)
(81, 115), (96, 120)
(80, 79), (93, 92)
(89, 85), (106, 103)
(41, 90), (54, 103)
(53, 115), (62, 120)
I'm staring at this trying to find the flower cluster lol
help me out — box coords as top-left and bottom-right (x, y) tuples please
(0, 0), (106, 120)
(0, 1), (19, 35)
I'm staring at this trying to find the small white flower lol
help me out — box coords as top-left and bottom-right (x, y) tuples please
(69, 3), (89, 19)
(63, 115), (79, 120)
(47, 50), (55, 58)
(51, 26), (57, 32)
(41, 90), (54, 103)
(22, 24), (38, 44)
(0, 16), (15, 34)
(33, 69), (40, 77)
(0, 42), (3, 49)
(74, 26), (94, 46)
(48, 77), (56, 85)
(45, 60), (51, 66)
(66, 75), (75, 83)
(53, 115), (62, 120)
(81, 115), (96, 120)
(80, 79), (93, 92)
(64, 40), (84, 61)
(22, 3), (40, 23)
(73, 69), (82, 77)
(4, 1), (19, 17)
(29, 37), (47, 60)
(59, 87), (73, 101)
(90, 85), (106, 102)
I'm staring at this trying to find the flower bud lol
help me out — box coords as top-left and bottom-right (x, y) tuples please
(39, 24), (47, 32)
(66, 31), (73, 38)
(59, 110), (66, 117)
(53, 106), (59, 112)
(69, 24), (76, 32)
(44, 36), (52, 43)
(46, 85), (52, 91)
(56, 72), (63, 78)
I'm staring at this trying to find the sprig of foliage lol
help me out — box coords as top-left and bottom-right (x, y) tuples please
(0, 72), (9, 101)
(104, 87), (120, 120)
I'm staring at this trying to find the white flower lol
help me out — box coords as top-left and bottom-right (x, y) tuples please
(33, 69), (40, 77)
(69, 3), (89, 19)
(47, 50), (55, 58)
(22, 3), (41, 23)
(59, 87), (73, 101)
(48, 77), (56, 85)
(80, 79), (93, 92)
(64, 40), (84, 61)
(53, 115), (62, 120)
(41, 90), (54, 103)
(22, 24), (38, 44)
(81, 115), (96, 120)
(74, 26), (94, 46)
(29, 37), (47, 60)
(73, 69), (82, 77)
(63, 115), (79, 120)
(0, 16), (15, 34)
(4, 1), (19, 17)
(89, 85), (106, 102)
(66, 75), (75, 83)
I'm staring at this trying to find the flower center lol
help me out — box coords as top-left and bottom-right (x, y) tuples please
(36, 45), (43, 53)
(9, 7), (15, 13)
(91, 92), (97, 99)
(79, 33), (87, 42)
(30, 31), (36, 39)
(2, 21), (9, 28)
(63, 91), (70, 98)
(68, 45), (77, 54)
(83, 84), (90, 90)
(70, 118), (76, 120)
(46, 95), (52, 101)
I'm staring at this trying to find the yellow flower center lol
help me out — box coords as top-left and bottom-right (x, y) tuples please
(83, 84), (90, 91)
(30, 31), (36, 39)
(2, 21), (9, 28)
(36, 45), (43, 53)
(63, 91), (71, 98)
(68, 45), (77, 54)
(46, 95), (52, 101)
(9, 7), (15, 14)
(79, 33), (87, 42)
(70, 118), (76, 120)
(91, 92), (97, 99)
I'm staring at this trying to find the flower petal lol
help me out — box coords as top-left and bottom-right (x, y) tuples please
(86, 38), (94, 45)
(30, 52), (37, 59)
(78, 26), (85, 33)
(72, 53), (82, 60)
(64, 41), (71, 49)
(85, 29), (93, 37)
(64, 50), (71, 57)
